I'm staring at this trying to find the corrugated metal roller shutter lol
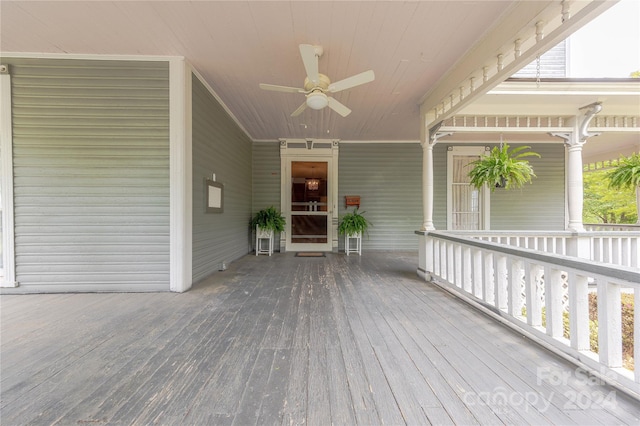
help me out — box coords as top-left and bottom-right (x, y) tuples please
(338, 143), (423, 251)
(8, 58), (170, 292)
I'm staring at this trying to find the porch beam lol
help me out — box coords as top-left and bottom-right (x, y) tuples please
(419, 0), (616, 129)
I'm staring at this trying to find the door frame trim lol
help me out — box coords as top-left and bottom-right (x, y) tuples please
(280, 139), (339, 252)
(446, 146), (490, 230)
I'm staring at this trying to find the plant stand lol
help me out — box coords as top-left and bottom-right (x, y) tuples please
(345, 233), (362, 256)
(255, 226), (274, 256)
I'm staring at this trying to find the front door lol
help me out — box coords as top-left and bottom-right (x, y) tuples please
(286, 160), (332, 251)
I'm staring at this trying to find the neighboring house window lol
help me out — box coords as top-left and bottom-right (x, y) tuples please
(447, 146), (489, 230)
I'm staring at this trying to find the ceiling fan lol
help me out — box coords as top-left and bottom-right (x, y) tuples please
(259, 44), (375, 117)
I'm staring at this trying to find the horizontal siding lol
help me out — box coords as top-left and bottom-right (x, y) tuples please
(6, 58), (170, 292)
(252, 142), (282, 250)
(512, 40), (567, 78)
(489, 143), (565, 230)
(434, 143), (566, 231)
(192, 75), (253, 282)
(338, 143), (422, 251)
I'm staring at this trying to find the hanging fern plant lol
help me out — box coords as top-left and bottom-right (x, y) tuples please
(606, 153), (640, 223)
(607, 153), (640, 190)
(467, 143), (541, 191)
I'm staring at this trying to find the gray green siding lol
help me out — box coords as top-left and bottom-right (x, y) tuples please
(489, 143), (565, 230)
(191, 75), (253, 282)
(252, 142), (281, 214)
(5, 58), (170, 292)
(251, 142), (282, 250)
(434, 142), (566, 230)
(338, 143), (423, 250)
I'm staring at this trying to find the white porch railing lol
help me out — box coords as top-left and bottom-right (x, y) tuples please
(454, 230), (639, 269)
(585, 223), (640, 232)
(416, 230), (640, 397)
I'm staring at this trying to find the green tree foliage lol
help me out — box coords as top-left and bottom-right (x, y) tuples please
(583, 169), (637, 223)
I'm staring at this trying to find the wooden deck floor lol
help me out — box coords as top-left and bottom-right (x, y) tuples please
(1, 251), (639, 425)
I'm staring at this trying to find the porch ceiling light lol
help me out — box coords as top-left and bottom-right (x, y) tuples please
(306, 91), (328, 110)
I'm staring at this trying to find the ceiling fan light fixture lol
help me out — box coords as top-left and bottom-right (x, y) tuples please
(306, 91), (328, 110)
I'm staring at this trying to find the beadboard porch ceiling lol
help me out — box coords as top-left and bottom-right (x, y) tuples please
(0, 0), (552, 142)
(0, 0), (631, 158)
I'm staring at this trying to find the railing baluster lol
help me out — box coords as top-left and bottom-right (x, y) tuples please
(483, 252), (494, 305)
(454, 245), (462, 288)
(494, 255), (508, 311)
(508, 258), (523, 318)
(525, 262), (542, 327)
(462, 247), (472, 293)
(447, 243), (452, 285)
(597, 280), (622, 368)
(544, 265), (564, 339)
(568, 271), (590, 351)
(473, 249), (483, 298)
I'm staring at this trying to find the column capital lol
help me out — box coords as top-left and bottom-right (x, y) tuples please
(424, 121), (453, 147)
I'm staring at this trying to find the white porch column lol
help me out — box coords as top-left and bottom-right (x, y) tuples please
(421, 119), (452, 231)
(566, 136), (586, 232)
(551, 102), (602, 234)
(421, 140), (435, 231)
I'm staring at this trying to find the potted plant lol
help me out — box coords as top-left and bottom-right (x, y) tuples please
(607, 153), (640, 224)
(251, 206), (285, 256)
(467, 143), (540, 191)
(338, 208), (371, 237)
(250, 206), (286, 236)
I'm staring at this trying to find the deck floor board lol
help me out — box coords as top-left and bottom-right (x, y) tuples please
(1, 251), (639, 425)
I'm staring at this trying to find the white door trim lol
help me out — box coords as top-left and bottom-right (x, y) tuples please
(447, 146), (490, 230)
(280, 139), (339, 252)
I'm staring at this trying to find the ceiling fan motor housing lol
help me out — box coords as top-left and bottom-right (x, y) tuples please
(304, 74), (331, 91)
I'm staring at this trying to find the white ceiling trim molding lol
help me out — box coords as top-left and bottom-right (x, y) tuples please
(339, 140), (420, 144)
(0, 51), (184, 62)
(420, 0), (617, 129)
(189, 65), (255, 142)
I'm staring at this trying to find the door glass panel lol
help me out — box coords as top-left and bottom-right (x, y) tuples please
(452, 155), (481, 230)
(291, 161), (328, 244)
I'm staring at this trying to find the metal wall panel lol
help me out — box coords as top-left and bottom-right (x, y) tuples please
(6, 58), (170, 292)
(191, 75), (253, 282)
(338, 143), (423, 251)
(434, 143), (566, 230)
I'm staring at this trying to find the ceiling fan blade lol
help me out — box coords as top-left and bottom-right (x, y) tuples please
(291, 101), (307, 117)
(259, 83), (304, 93)
(299, 44), (319, 85)
(328, 70), (375, 93)
(327, 97), (351, 117)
